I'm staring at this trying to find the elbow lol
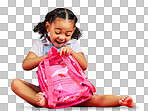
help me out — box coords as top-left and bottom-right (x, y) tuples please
(82, 63), (88, 71)
(22, 63), (30, 71)
(22, 64), (27, 71)
(22, 62), (37, 71)
(22, 60), (27, 71)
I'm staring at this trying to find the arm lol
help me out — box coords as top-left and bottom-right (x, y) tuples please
(22, 52), (47, 71)
(71, 51), (88, 71)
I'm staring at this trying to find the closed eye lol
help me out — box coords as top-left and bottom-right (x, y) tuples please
(66, 32), (72, 36)
(55, 32), (61, 34)
(66, 34), (70, 36)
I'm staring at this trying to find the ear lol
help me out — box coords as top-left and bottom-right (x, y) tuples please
(45, 22), (51, 32)
(73, 27), (76, 31)
(73, 27), (76, 33)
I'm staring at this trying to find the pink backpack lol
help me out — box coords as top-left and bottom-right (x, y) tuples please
(37, 47), (96, 109)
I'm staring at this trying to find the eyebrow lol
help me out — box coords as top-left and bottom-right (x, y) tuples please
(55, 28), (72, 32)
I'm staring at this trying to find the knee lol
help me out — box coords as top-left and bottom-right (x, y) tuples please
(11, 78), (21, 92)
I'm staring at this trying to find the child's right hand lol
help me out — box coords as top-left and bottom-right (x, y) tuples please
(43, 55), (47, 59)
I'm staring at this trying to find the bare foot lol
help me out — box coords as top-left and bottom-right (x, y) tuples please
(119, 95), (134, 108)
(36, 92), (48, 108)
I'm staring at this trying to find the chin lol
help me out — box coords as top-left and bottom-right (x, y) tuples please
(53, 44), (64, 48)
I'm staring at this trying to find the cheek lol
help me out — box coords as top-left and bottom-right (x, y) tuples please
(49, 33), (57, 40)
(65, 37), (71, 42)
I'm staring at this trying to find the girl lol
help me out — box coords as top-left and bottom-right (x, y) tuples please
(11, 8), (134, 108)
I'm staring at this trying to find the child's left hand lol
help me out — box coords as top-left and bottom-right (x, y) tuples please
(60, 46), (73, 57)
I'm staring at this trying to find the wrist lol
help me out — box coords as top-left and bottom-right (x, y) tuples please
(42, 55), (47, 59)
(43, 55), (47, 58)
(71, 50), (75, 56)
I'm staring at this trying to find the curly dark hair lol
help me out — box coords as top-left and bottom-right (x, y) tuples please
(33, 8), (82, 40)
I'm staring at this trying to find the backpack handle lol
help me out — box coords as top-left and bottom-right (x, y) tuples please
(47, 47), (58, 57)
(46, 47), (62, 66)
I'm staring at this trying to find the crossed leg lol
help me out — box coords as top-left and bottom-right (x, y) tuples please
(11, 78), (41, 107)
(36, 92), (134, 108)
(11, 78), (134, 108)
(75, 94), (134, 108)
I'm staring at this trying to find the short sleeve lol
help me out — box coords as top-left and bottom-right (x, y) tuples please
(30, 40), (43, 57)
(71, 40), (82, 53)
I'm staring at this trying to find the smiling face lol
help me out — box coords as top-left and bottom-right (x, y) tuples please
(46, 18), (76, 48)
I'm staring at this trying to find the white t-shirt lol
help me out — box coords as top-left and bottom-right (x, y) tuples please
(30, 39), (82, 57)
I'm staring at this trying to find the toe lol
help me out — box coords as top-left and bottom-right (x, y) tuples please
(126, 95), (130, 99)
(119, 100), (125, 106)
(122, 98), (125, 102)
(126, 95), (129, 97)
(36, 99), (41, 102)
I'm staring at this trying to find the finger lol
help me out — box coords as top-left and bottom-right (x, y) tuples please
(62, 47), (66, 56)
(66, 48), (70, 56)
(60, 47), (67, 58)
(69, 50), (73, 55)
(67, 48), (72, 56)
(60, 47), (64, 56)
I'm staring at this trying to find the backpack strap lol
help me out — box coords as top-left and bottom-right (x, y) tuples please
(62, 56), (96, 93)
(44, 59), (59, 108)
(81, 81), (96, 93)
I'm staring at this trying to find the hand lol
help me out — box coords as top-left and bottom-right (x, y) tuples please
(60, 46), (73, 57)
(43, 55), (47, 58)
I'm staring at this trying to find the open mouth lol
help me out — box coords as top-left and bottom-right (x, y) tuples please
(56, 40), (64, 44)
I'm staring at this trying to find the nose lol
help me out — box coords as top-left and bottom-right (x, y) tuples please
(58, 35), (66, 41)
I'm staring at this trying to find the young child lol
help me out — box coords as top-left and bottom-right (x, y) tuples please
(11, 8), (134, 108)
